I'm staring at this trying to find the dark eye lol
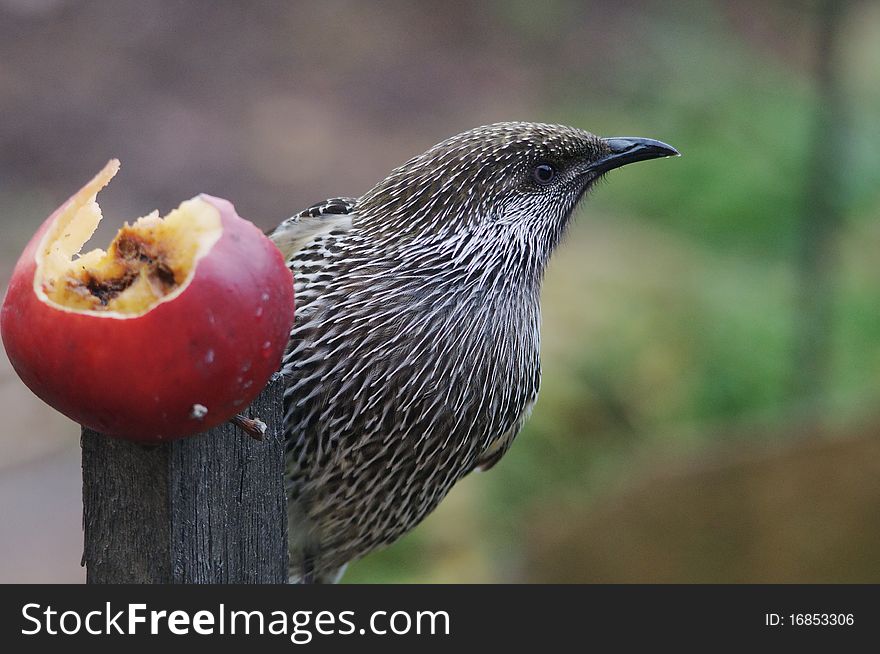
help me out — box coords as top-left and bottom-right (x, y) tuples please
(532, 163), (556, 185)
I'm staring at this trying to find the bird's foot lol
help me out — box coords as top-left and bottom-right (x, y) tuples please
(230, 413), (267, 440)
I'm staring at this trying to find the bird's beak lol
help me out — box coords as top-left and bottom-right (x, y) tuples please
(588, 137), (680, 175)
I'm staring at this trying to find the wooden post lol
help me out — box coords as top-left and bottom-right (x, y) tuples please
(81, 375), (288, 583)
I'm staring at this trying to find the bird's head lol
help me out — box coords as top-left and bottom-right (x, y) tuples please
(358, 122), (678, 262)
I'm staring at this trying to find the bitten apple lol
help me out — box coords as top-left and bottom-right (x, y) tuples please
(0, 161), (295, 441)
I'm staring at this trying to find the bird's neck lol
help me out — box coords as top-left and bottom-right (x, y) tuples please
(380, 225), (546, 302)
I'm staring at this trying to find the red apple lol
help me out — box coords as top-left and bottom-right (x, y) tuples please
(0, 161), (295, 441)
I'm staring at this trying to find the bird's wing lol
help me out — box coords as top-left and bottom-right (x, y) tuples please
(269, 197), (357, 261)
(473, 398), (536, 472)
(473, 422), (520, 472)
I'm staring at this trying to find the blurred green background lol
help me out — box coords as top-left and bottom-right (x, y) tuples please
(1, 0), (878, 583)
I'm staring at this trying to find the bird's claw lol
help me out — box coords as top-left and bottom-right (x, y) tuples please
(230, 413), (268, 440)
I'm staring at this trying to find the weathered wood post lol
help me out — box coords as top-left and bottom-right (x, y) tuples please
(81, 375), (288, 583)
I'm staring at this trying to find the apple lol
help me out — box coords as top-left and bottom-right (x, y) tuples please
(0, 161), (295, 441)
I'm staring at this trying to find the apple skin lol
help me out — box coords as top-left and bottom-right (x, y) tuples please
(1, 193), (295, 441)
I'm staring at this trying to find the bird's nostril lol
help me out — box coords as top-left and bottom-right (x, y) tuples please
(605, 138), (639, 154)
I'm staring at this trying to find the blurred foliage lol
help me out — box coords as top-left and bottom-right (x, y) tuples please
(1, 0), (879, 583)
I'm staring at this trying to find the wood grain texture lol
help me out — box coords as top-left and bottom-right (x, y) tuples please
(82, 375), (288, 583)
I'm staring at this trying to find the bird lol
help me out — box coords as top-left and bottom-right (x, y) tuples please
(269, 122), (678, 583)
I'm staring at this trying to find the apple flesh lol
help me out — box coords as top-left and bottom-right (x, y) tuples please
(0, 161), (295, 441)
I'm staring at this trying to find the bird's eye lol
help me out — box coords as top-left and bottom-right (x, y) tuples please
(532, 163), (556, 185)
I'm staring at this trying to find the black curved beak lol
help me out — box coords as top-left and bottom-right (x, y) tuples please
(589, 137), (680, 175)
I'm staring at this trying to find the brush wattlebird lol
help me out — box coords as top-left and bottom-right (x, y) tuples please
(270, 122), (678, 582)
